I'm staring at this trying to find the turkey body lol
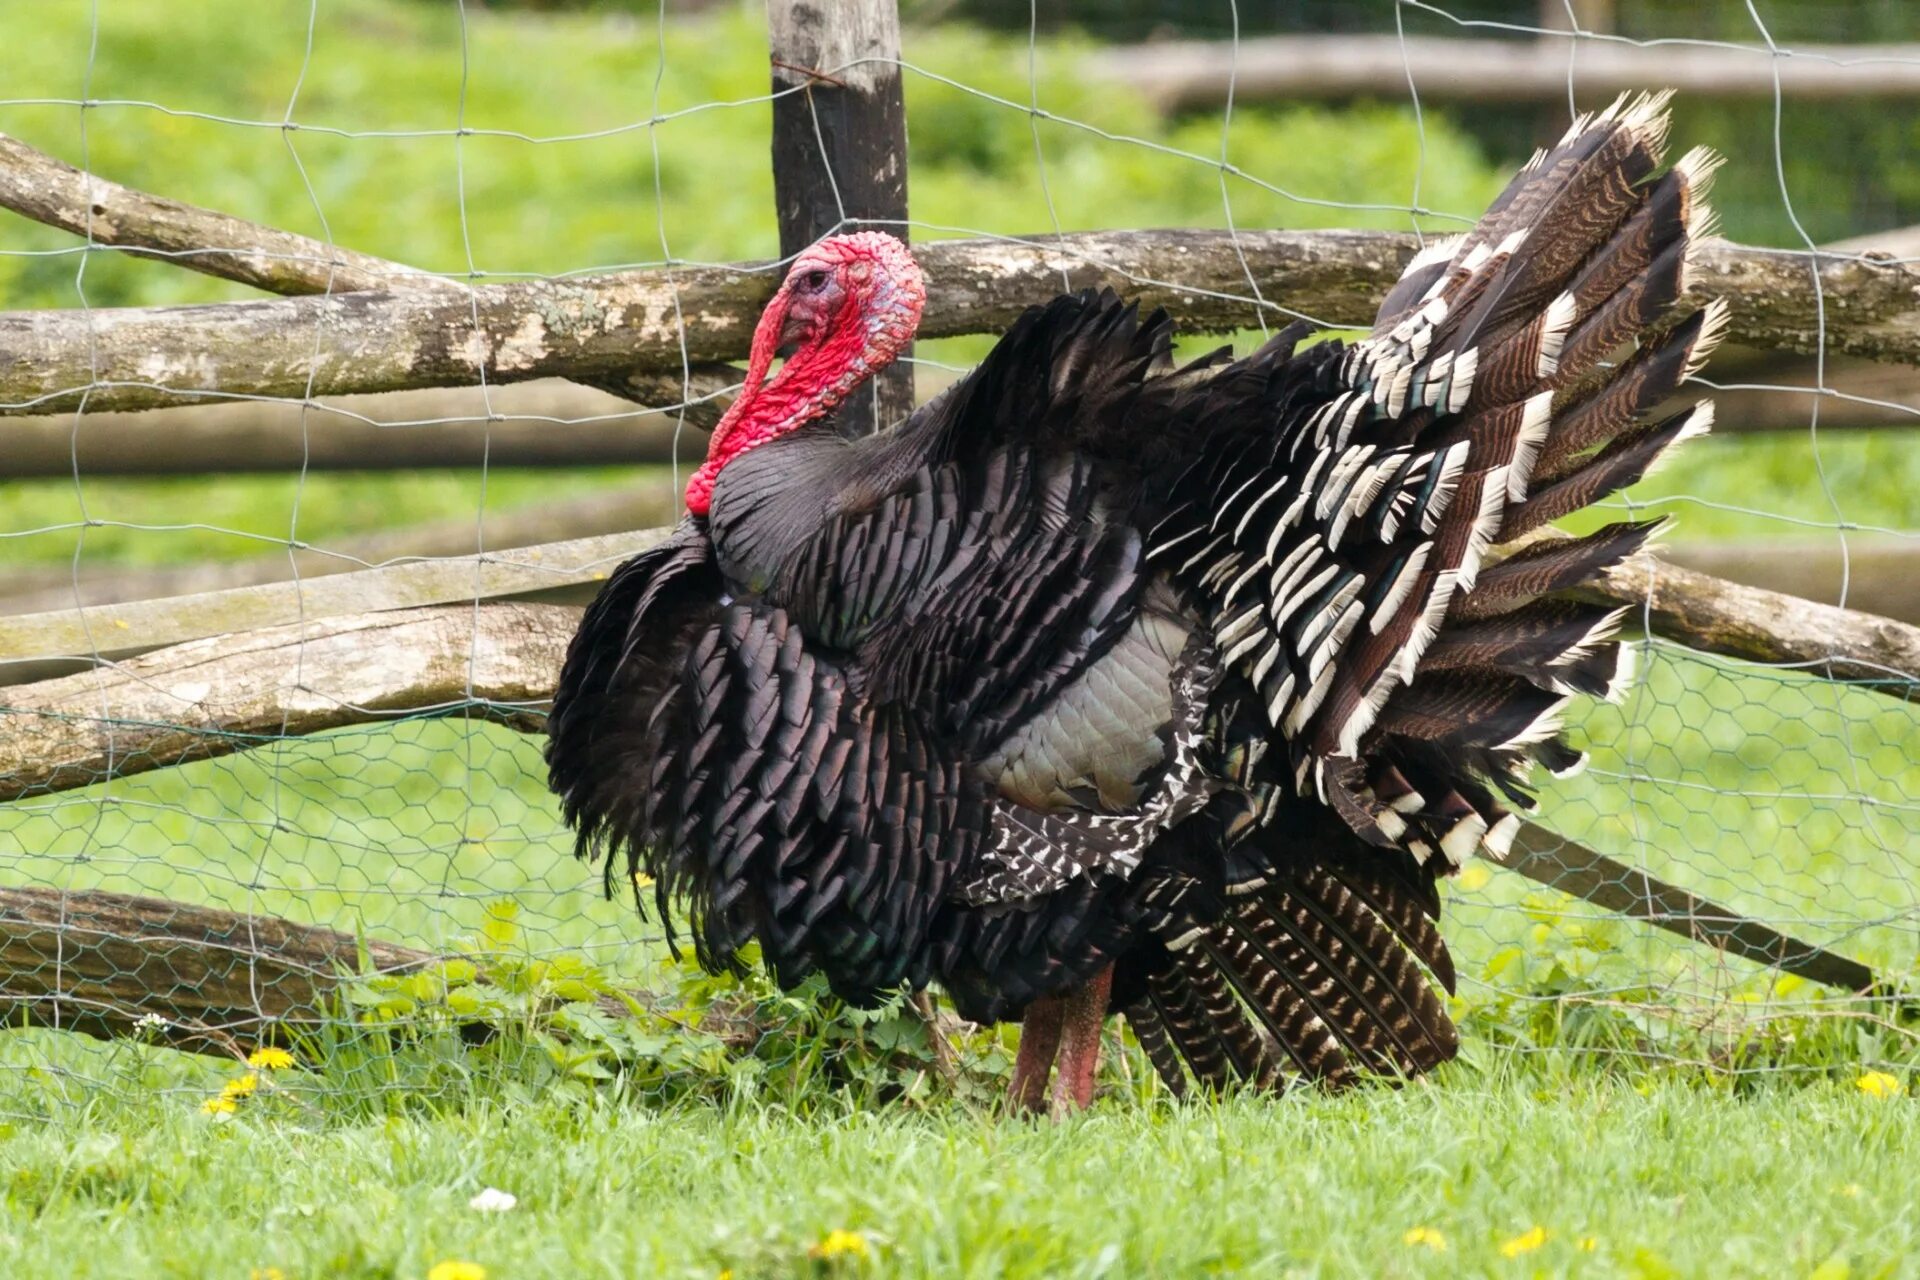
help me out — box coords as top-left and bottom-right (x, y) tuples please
(548, 93), (1725, 1093)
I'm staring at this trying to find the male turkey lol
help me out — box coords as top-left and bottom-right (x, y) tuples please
(548, 92), (1725, 1112)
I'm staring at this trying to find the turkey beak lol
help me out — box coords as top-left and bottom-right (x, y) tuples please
(775, 299), (814, 359)
(736, 285), (797, 405)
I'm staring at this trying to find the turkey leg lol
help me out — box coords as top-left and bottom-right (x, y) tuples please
(1008, 991), (1064, 1113)
(1008, 965), (1114, 1116)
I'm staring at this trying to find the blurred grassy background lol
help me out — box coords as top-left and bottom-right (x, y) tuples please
(2, 0), (1917, 1076)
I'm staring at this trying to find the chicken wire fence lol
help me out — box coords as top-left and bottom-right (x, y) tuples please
(2, 0), (1918, 1112)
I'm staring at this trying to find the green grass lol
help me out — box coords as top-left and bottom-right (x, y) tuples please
(1, 0), (1502, 314)
(1, 1064), (1916, 1279)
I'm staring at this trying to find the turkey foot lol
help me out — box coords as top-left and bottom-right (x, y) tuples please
(1008, 965), (1114, 1118)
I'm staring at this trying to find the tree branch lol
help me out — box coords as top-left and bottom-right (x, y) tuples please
(1516, 529), (1920, 699)
(5, 231), (1920, 417)
(0, 130), (455, 297)
(0, 129), (737, 413)
(1662, 539), (1920, 629)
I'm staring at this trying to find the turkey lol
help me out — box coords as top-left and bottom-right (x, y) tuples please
(548, 92), (1726, 1111)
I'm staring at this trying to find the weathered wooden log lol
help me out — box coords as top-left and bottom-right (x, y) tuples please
(0, 131), (455, 297)
(1663, 539), (1920, 629)
(1, 379), (722, 478)
(0, 886), (445, 1057)
(1559, 532), (1920, 697)
(1086, 34), (1920, 113)
(0, 603), (577, 801)
(769, 0), (914, 436)
(7, 232), (1920, 418)
(0, 887), (761, 1059)
(0, 529), (662, 684)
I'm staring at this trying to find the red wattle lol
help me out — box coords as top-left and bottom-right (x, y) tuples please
(681, 234), (926, 517)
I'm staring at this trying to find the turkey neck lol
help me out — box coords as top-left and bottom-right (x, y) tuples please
(706, 417), (935, 597)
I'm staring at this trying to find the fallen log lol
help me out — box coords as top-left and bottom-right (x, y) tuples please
(1561, 532), (1920, 697)
(0, 886), (758, 1059)
(1663, 539), (1920, 629)
(0, 885), (444, 1057)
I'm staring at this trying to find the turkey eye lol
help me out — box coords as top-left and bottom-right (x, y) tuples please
(801, 269), (830, 292)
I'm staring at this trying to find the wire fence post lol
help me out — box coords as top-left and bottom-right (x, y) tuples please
(767, 0), (914, 438)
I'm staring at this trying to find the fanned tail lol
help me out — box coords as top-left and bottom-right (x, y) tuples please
(1122, 841), (1458, 1092)
(1129, 92), (1722, 1096)
(1336, 92), (1724, 867)
(1159, 90), (1722, 870)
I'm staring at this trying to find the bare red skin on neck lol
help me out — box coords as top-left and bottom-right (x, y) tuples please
(684, 289), (866, 516)
(684, 234), (924, 517)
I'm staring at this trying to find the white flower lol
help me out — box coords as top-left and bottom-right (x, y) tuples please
(468, 1187), (518, 1213)
(134, 1013), (169, 1033)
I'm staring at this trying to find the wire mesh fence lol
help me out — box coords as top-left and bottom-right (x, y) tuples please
(2, 0), (1918, 1116)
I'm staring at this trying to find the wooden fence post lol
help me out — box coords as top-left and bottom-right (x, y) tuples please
(766, 0), (914, 438)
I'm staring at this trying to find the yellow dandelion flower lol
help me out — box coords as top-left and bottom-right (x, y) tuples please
(250, 1269), (287, 1280)
(221, 1072), (260, 1100)
(1403, 1226), (1448, 1252)
(809, 1229), (872, 1262)
(1456, 863), (1492, 892)
(1856, 1071), (1904, 1099)
(426, 1262), (487, 1280)
(1577, 1236), (1599, 1252)
(247, 1047), (296, 1071)
(201, 1095), (238, 1116)
(1500, 1226), (1548, 1258)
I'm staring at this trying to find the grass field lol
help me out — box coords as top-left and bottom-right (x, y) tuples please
(2, 1063), (1917, 1279)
